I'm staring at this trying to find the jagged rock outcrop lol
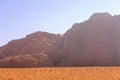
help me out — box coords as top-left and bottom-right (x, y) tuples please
(1, 12), (120, 67)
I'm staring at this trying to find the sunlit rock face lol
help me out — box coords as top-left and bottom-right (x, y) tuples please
(0, 31), (62, 67)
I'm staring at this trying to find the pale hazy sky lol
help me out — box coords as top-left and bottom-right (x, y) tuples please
(0, 0), (120, 46)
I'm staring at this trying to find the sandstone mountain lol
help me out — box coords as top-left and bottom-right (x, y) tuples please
(60, 13), (120, 66)
(0, 31), (62, 67)
(1, 12), (120, 67)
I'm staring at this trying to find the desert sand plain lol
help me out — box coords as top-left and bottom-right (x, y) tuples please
(0, 67), (120, 80)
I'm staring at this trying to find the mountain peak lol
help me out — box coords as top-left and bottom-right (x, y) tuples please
(89, 12), (112, 20)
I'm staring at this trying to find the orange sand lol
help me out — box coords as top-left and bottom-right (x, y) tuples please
(0, 67), (120, 80)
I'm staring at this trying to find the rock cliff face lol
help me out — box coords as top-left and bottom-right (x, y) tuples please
(60, 13), (120, 66)
(1, 13), (120, 67)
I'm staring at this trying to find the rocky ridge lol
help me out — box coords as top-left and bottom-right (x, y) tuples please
(1, 13), (120, 67)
